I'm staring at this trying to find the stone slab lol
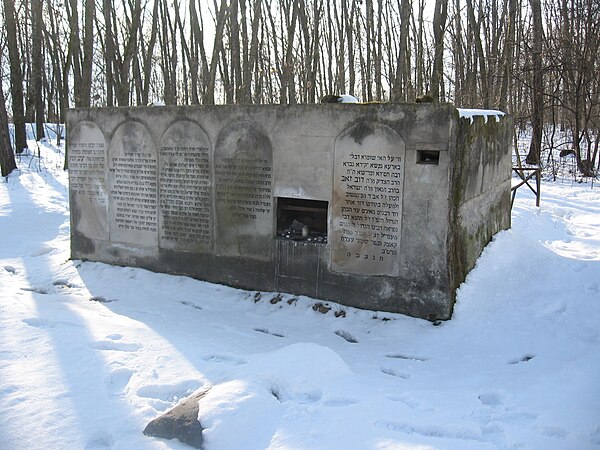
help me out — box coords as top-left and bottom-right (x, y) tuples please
(159, 120), (213, 252)
(108, 121), (158, 246)
(331, 122), (405, 276)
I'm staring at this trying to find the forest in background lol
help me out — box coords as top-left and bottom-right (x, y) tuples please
(0, 0), (598, 178)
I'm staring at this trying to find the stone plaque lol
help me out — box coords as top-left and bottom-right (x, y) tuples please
(331, 122), (405, 275)
(109, 121), (158, 246)
(159, 121), (212, 252)
(215, 121), (273, 260)
(68, 121), (108, 240)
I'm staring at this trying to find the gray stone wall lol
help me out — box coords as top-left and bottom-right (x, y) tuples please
(448, 113), (514, 303)
(67, 104), (511, 320)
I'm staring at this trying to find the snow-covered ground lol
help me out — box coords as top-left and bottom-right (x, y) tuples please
(1, 141), (599, 450)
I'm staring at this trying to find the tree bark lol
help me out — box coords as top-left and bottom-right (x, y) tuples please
(80, 0), (96, 107)
(3, 0), (27, 153)
(391, 0), (412, 101)
(525, 0), (543, 165)
(466, 0), (488, 106)
(103, 0), (115, 106)
(0, 81), (18, 177)
(431, 0), (448, 101)
(204, 0), (228, 104)
(32, 0), (45, 139)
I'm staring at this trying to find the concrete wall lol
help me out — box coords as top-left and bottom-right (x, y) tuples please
(448, 113), (514, 301)
(67, 103), (511, 320)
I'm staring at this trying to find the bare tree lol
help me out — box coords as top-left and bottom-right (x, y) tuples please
(525, 0), (543, 165)
(431, 0), (448, 101)
(203, 0), (228, 104)
(31, 0), (45, 139)
(0, 79), (17, 177)
(2, 0), (27, 153)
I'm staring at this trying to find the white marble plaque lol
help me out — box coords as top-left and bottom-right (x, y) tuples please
(159, 121), (212, 252)
(109, 121), (158, 246)
(331, 122), (405, 275)
(69, 121), (108, 240)
(214, 121), (273, 260)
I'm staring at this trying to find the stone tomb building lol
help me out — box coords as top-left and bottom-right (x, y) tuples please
(67, 104), (512, 320)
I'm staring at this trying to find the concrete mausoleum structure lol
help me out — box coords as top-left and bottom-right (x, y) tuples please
(67, 103), (512, 320)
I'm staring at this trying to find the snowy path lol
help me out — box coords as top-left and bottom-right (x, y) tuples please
(1, 146), (599, 449)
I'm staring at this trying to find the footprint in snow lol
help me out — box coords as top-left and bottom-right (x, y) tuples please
(22, 318), (79, 330)
(385, 354), (426, 361)
(84, 431), (114, 450)
(380, 367), (410, 379)
(203, 354), (247, 365)
(323, 397), (359, 407)
(53, 278), (78, 289)
(334, 330), (358, 343)
(136, 380), (203, 403)
(29, 246), (55, 257)
(387, 394), (437, 413)
(478, 392), (503, 407)
(91, 340), (142, 352)
(180, 300), (202, 310)
(22, 318), (56, 329)
(104, 368), (133, 396)
(375, 419), (483, 442)
(89, 296), (116, 303)
(254, 328), (285, 338)
(269, 383), (322, 403)
(20, 286), (49, 295)
(541, 425), (569, 439)
(508, 354), (535, 365)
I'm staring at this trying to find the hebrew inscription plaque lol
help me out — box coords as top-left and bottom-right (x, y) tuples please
(109, 121), (158, 246)
(331, 123), (405, 275)
(159, 121), (212, 252)
(68, 121), (108, 240)
(215, 121), (273, 260)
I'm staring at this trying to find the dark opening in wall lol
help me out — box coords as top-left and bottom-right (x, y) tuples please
(277, 197), (328, 243)
(417, 150), (440, 165)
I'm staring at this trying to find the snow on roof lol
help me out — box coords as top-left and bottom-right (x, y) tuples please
(457, 108), (505, 124)
(339, 94), (359, 103)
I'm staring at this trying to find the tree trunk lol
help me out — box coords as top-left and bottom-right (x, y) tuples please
(32, 0), (45, 140)
(281, 0), (299, 104)
(452, 0), (465, 105)
(466, 0), (488, 106)
(80, 0), (96, 107)
(3, 0), (27, 153)
(230, 0), (243, 103)
(103, 0), (115, 106)
(247, 0), (262, 103)
(116, 0), (142, 106)
(345, 0), (356, 96)
(204, 0), (228, 105)
(525, 0), (543, 165)
(499, 0), (516, 110)
(431, 0), (448, 101)
(0, 81), (18, 177)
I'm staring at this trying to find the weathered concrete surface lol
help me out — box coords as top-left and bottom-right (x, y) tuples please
(448, 113), (513, 304)
(143, 391), (207, 449)
(67, 103), (512, 320)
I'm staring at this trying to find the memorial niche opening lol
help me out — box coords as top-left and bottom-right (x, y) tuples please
(276, 197), (328, 244)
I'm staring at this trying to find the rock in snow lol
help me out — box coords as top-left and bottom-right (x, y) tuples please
(143, 390), (208, 449)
